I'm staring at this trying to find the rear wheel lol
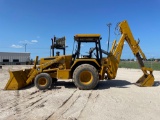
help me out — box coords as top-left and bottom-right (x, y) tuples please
(34, 73), (52, 90)
(73, 64), (99, 90)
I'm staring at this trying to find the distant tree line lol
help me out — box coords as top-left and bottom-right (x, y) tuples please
(121, 58), (160, 62)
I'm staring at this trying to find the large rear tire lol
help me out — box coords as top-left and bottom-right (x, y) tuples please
(73, 64), (99, 90)
(34, 73), (52, 90)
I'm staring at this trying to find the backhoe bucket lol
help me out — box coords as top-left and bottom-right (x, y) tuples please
(5, 69), (32, 90)
(136, 74), (154, 87)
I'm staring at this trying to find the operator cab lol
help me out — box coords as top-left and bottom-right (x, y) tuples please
(73, 34), (102, 61)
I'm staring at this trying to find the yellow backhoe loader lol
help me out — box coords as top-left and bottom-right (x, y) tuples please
(5, 20), (154, 90)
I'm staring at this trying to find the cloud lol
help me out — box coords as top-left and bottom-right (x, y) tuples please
(11, 44), (23, 48)
(19, 39), (38, 44)
(19, 40), (30, 44)
(31, 40), (38, 43)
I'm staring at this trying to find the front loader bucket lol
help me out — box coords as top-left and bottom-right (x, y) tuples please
(136, 74), (154, 87)
(5, 69), (32, 90)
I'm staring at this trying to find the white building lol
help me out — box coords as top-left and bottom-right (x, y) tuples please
(0, 52), (30, 65)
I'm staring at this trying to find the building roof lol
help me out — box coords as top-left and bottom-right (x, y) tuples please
(0, 52), (30, 54)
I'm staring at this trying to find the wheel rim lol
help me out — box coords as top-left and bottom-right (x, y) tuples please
(79, 71), (93, 85)
(38, 77), (47, 86)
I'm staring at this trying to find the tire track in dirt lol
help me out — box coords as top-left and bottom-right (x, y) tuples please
(14, 92), (51, 116)
(76, 92), (92, 119)
(19, 89), (78, 120)
(0, 90), (40, 110)
(0, 90), (41, 113)
(3, 89), (77, 120)
(77, 91), (100, 120)
(0, 89), (57, 119)
(47, 90), (97, 120)
(46, 90), (79, 120)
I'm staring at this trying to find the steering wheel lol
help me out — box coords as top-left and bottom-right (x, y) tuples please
(89, 47), (97, 58)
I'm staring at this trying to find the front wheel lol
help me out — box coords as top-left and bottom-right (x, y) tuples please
(73, 64), (99, 90)
(34, 73), (52, 90)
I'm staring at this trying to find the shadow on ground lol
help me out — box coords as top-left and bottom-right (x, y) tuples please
(153, 81), (160, 86)
(51, 80), (76, 89)
(21, 83), (35, 90)
(21, 79), (159, 90)
(95, 79), (131, 90)
(50, 79), (131, 90)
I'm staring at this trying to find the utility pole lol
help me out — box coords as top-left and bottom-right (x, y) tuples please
(107, 23), (112, 53)
(24, 43), (27, 52)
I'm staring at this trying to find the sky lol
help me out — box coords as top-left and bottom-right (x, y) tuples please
(0, 0), (160, 59)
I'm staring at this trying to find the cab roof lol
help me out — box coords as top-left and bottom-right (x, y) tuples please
(74, 34), (101, 42)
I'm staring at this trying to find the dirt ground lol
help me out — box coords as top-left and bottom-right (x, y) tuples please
(0, 65), (160, 120)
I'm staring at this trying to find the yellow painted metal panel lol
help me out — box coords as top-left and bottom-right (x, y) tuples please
(74, 34), (101, 38)
(57, 69), (71, 79)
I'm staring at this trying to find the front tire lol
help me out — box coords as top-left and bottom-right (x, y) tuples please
(73, 64), (99, 90)
(34, 73), (52, 90)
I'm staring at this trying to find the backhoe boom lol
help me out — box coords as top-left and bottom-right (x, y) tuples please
(106, 20), (154, 86)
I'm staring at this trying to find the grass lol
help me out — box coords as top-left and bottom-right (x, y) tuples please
(119, 61), (160, 71)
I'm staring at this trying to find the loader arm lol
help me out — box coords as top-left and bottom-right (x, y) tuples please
(105, 20), (154, 86)
(5, 56), (65, 90)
